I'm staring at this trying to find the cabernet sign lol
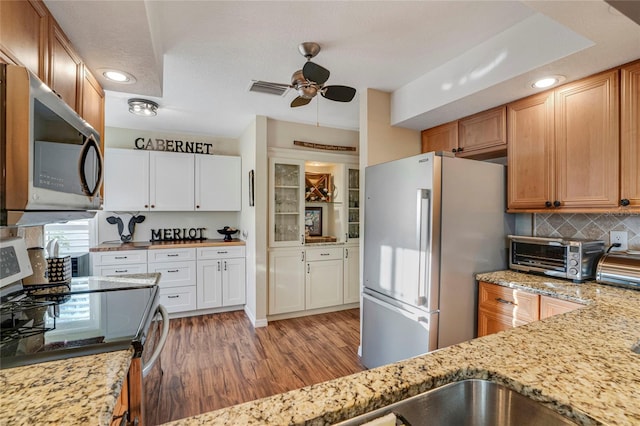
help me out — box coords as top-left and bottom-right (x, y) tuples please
(135, 137), (213, 154)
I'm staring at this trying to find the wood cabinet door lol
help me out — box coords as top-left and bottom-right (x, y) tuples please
(104, 149), (150, 211)
(48, 19), (81, 111)
(0, 0), (48, 79)
(149, 151), (195, 211)
(554, 70), (619, 209)
(621, 61), (640, 208)
(458, 106), (506, 157)
(81, 65), (104, 141)
(539, 295), (583, 320)
(268, 249), (306, 314)
(421, 121), (458, 154)
(477, 309), (521, 337)
(507, 92), (555, 210)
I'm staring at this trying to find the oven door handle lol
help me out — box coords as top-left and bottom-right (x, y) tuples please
(142, 304), (169, 378)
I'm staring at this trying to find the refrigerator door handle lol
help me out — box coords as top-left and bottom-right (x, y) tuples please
(363, 293), (430, 324)
(417, 188), (431, 307)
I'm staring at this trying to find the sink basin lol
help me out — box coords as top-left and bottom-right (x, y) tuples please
(336, 379), (577, 425)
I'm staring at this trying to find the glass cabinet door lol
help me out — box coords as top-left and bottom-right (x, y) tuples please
(347, 167), (360, 241)
(270, 158), (305, 247)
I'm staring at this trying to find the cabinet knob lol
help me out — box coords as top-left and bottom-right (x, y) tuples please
(621, 199), (630, 206)
(144, 204), (149, 208)
(553, 200), (561, 208)
(545, 201), (552, 208)
(196, 205), (200, 209)
(451, 148), (457, 153)
(457, 147), (464, 152)
(151, 204), (155, 208)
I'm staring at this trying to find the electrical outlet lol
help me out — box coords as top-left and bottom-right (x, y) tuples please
(610, 231), (628, 251)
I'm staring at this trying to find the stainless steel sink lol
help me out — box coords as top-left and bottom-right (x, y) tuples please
(336, 379), (578, 425)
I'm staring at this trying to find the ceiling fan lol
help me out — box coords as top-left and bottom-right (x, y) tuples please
(254, 42), (356, 108)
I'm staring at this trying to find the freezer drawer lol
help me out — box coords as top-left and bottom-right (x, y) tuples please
(361, 292), (438, 369)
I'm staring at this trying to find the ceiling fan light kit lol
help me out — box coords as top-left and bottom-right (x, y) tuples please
(252, 42), (356, 108)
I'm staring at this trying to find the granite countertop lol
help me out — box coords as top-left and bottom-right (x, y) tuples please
(90, 238), (245, 251)
(165, 271), (640, 426)
(0, 273), (161, 425)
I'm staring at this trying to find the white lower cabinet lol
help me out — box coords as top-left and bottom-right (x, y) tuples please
(148, 248), (197, 314)
(269, 248), (306, 315)
(91, 250), (148, 277)
(343, 246), (360, 304)
(196, 246), (246, 309)
(305, 247), (344, 310)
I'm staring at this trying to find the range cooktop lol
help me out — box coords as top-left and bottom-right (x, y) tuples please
(0, 276), (159, 369)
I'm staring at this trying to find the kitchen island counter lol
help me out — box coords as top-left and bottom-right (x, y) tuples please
(165, 270), (640, 426)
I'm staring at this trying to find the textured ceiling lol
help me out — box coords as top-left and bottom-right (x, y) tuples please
(44, 1), (640, 138)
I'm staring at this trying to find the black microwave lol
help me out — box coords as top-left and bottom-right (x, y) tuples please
(509, 235), (605, 282)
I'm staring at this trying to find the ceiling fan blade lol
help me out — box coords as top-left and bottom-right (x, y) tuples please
(303, 61), (330, 85)
(322, 85), (356, 102)
(291, 96), (312, 108)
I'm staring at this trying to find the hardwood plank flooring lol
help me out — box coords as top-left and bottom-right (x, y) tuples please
(144, 309), (363, 425)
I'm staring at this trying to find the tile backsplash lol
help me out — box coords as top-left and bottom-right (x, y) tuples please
(534, 213), (640, 250)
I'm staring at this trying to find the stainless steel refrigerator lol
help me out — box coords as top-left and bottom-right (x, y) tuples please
(361, 152), (511, 368)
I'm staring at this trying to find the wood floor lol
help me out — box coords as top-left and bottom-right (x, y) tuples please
(144, 308), (364, 425)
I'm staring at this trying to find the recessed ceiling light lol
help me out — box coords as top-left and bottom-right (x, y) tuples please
(531, 75), (566, 89)
(99, 68), (137, 84)
(128, 98), (158, 116)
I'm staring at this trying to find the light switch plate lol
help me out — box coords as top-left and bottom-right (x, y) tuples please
(610, 231), (628, 251)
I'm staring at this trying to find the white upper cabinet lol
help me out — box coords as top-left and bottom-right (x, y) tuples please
(269, 158), (306, 247)
(195, 155), (241, 211)
(149, 151), (195, 211)
(104, 149), (150, 211)
(104, 148), (241, 212)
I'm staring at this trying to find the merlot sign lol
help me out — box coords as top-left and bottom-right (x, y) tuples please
(151, 227), (206, 242)
(134, 137), (213, 154)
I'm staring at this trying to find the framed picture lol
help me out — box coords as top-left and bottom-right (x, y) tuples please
(305, 207), (323, 236)
(249, 170), (255, 207)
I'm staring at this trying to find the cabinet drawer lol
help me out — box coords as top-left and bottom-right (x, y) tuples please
(478, 282), (539, 323)
(306, 247), (343, 261)
(159, 286), (197, 313)
(92, 250), (147, 266)
(197, 246), (245, 260)
(148, 261), (196, 288)
(93, 264), (147, 276)
(148, 248), (196, 263)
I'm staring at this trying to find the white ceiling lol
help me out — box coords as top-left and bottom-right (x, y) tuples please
(44, 1), (640, 139)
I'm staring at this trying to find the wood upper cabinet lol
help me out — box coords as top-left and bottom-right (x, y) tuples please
(80, 65), (105, 141)
(458, 106), (507, 157)
(421, 107), (506, 159)
(508, 69), (622, 212)
(507, 91), (555, 210)
(620, 60), (640, 208)
(0, 0), (48, 80)
(421, 121), (458, 154)
(554, 70), (619, 209)
(48, 19), (82, 112)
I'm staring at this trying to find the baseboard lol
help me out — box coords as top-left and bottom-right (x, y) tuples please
(244, 306), (268, 328)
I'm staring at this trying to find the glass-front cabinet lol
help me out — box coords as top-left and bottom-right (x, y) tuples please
(346, 167), (360, 242)
(270, 158), (305, 247)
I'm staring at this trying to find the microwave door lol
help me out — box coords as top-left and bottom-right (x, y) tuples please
(79, 135), (103, 198)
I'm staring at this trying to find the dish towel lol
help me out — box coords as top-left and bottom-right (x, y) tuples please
(361, 413), (397, 426)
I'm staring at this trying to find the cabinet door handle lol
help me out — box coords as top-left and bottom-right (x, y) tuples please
(496, 297), (516, 306)
(345, 248), (349, 259)
(217, 251), (228, 254)
(167, 295), (180, 299)
(224, 261), (227, 271)
(545, 201), (552, 208)
(217, 261), (221, 272)
(301, 251), (305, 262)
(115, 269), (128, 273)
(320, 253), (330, 256)
(301, 234), (305, 244)
(167, 269), (179, 273)
(115, 256), (128, 259)
(307, 264), (310, 274)
(167, 254), (179, 257)
(553, 200), (561, 208)
(345, 232), (348, 242)
(621, 198), (630, 206)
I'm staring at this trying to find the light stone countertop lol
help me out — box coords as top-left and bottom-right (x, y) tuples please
(164, 270), (640, 426)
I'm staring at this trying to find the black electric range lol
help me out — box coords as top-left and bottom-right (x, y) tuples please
(0, 275), (159, 369)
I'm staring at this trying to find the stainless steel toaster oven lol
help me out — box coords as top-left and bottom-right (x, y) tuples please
(508, 235), (605, 282)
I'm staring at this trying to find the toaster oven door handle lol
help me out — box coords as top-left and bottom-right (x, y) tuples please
(509, 235), (565, 245)
(142, 304), (169, 378)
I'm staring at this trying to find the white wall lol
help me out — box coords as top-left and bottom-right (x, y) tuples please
(359, 89), (420, 168)
(104, 126), (238, 154)
(267, 118), (358, 151)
